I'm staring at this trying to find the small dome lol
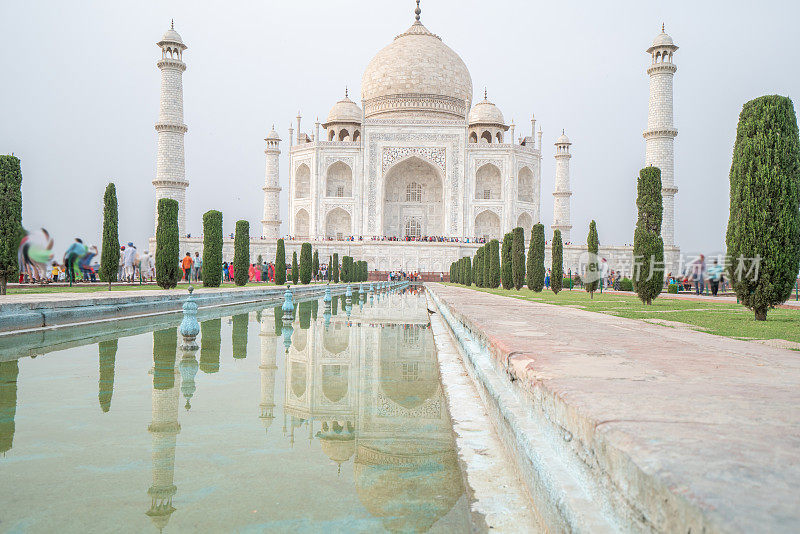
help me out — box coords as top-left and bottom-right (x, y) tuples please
(647, 25), (678, 53)
(158, 22), (186, 49)
(265, 126), (280, 140)
(468, 95), (505, 126)
(556, 131), (571, 145)
(324, 94), (363, 126)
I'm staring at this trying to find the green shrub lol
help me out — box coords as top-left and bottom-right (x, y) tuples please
(633, 167), (664, 304)
(332, 253), (339, 283)
(155, 198), (180, 289)
(0, 155), (22, 295)
(512, 227), (525, 290)
(726, 95), (800, 320)
(585, 220), (599, 298)
(233, 220), (249, 286)
(291, 251), (299, 284)
(668, 283), (679, 294)
(202, 210), (222, 288)
(275, 238), (286, 285)
(501, 233), (513, 289)
(100, 183), (120, 290)
(299, 243), (312, 284)
(618, 277), (634, 292)
(551, 229), (563, 294)
(527, 224), (545, 292)
(489, 239), (501, 288)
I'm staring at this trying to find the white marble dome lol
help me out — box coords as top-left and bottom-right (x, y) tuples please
(265, 126), (280, 140)
(159, 26), (185, 48)
(361, 21), (473, 119)
(324, 95), (363, 126)
(556, 131), (571, 145)
(648, 26), (677, 52)
(468, 98), (505, 126)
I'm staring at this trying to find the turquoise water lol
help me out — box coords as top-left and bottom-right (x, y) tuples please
(0, 287), (470, 533)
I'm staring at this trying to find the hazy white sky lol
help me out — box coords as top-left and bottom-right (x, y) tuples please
(1, 0), (798, 257)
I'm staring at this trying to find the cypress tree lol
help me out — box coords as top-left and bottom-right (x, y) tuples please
(199, 318), (222, 374)
(489, 239), (501, 288)
(726, 95), (800, 320)
(476, 247), (484, 287)
(291, 251), (299, 284)
(527, 223), (545, 291)
(551, 229), (563, 294)
(501, 233), (513, 289)
(512, 227), (525, 290)
(313, 250), (319, 280)
(233, 220), (249, 286)
(256, 254), (263, 266)
(465, 255), (472, 286)
(300, 242), (312, 284)
(483, 245), (491, 288)
(98, 339), (118, 412)
(332, 253), (339, 283)
(633, 167), (664, 305)
(328, 255), (332, 280)
(275, 238), (286, 285)
(155, 198), (180, 289)
(449, 262), (455, 283)
(586, 220), (600, 298)
(231, 313), (248, 359)
(100, 183), (120, 290)
(472, 254), (478, 286)
(202, 210), (222, 288)
(0, 156), (23, 295)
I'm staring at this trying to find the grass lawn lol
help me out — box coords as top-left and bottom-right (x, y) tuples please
(448, 284), (800, 345)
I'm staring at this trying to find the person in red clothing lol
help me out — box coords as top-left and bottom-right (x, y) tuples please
(181, 252), (193, 281)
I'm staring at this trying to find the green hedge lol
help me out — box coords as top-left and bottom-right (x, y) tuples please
(100, 183), (120, 289)
(0, 155), (22, 295)
(501, 233), (513, 289)
(155, 198), (180, 289)
(275, 238), (286, 285)
(202, 210), (223, 288)
(300, 243), (312, 284)
(668, 283), (679, 294)
(618, 277), (634, 292)
(233, 220), (249, 286)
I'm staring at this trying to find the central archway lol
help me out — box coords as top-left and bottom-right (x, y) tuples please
(325, 208), (351, 240)
(383, 156), (444, 238)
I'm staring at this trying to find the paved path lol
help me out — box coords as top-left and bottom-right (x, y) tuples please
(428, 283), (800, 533)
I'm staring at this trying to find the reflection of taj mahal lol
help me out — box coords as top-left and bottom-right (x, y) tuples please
(155, 2), (680, 273)
(276, 289), (467, 531)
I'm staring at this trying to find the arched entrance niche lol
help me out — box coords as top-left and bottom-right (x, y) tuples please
(294, 209), (310, 239)
(325, 208), (351, 240)
(383, 156), (443, 238)
(475, 210), (500, 241)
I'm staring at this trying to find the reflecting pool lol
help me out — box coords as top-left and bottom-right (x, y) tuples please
(0, 286), (471, 532)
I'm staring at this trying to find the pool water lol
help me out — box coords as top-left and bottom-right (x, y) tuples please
(0, 287), (471, 533)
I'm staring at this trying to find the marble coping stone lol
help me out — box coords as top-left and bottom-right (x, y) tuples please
(426, 283), (800, 533)
(0, 283), (378, 334)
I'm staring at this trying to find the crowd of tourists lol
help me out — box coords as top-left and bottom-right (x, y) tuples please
(281, 235), (488, 243)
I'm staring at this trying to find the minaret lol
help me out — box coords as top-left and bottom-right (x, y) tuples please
(146, 329), (181, 531)
(644, 24), (678, 247)
(259, 312), (278, 435)
(153, 21), (189, 236)
(552, 131), (573, 243)
(261, 126), (282, 239)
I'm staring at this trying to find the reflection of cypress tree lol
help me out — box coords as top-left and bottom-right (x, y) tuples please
(199, 318), (221, 374)
(0, 360), (19, 455)
(311, 299), (318, 320)
(273, 305), (283, 336)
(341, 295), (347, 313)
(255, 310), (262, 323)
(232, 314), (248, 359)
(298, 301), (312, 330)
(332, 296), (339, 316)
(153, 328), (177, 390)
(98, 339), (118, 413)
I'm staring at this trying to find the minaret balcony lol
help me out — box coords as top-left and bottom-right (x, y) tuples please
(157, 58), (186, 71)
(155, 123), (188, 133)
(643, 128), (678, 139)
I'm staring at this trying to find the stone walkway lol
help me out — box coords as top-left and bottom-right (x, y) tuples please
(427, 283), (800, 533)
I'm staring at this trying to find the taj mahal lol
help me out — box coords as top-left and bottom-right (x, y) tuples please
(152, 2), (680, 275)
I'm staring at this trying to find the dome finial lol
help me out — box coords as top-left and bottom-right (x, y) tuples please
(345, 86), (348, 99)
(662, 22), (665, 32)
(415, 0), (421, 22)
(484, 87), (488, 100)
(171, 19), (174, 30)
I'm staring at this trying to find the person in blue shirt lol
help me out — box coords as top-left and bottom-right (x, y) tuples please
(63, 238), (87, 284)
